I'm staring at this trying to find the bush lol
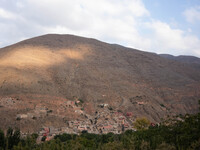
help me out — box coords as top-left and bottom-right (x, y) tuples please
(133, 117), (150, 130)
(41, 136), (46, 142)
(160, 104), (165, 107)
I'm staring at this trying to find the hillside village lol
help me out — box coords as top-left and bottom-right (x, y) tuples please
(22, 100), (134, 141)
(0, 96), (139, 141)
(36, 104), (134, 142)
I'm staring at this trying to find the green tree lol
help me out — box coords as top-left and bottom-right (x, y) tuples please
(187, 138), (200, 150)
(54, 133), (72, 142)
(41, 136), (46, 142)
(6, 127), (14, 149)
(121, 133), (136, 150)
(6, 128), (20, 149)
(140, 140), (151, 150)
(133, 117), (150, 130)
(156, 142), (176, 150)
(0, 129), (5, 150)
(13, 129), (20, 146)
(101, 141), (124, 150)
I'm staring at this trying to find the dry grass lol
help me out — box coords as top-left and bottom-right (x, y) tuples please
(0, 46), (90, 68)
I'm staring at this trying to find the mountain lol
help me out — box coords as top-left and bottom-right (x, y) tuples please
(159, 54), (200, 70)
(159, 54), (200, 64)
(0, 34), (200, 132)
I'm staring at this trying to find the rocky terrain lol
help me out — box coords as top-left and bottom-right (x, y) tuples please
(0, 34), (200, 133)
(159, 54), (200, 65)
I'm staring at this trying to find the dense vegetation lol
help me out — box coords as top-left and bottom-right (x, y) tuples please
(0, 101), (200, 150)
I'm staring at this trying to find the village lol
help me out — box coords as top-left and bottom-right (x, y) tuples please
(12, 98), (136, 141)
(0, 96), (140, 142)
(35, 101), (135, 141)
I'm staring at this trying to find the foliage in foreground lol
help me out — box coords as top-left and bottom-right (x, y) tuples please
(0, 101), (200, 150)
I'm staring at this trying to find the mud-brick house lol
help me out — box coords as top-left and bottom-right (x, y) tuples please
(123, 123), (129, 128)
(137, 101), (145, 105)
(66, 101), (75, 108)
(103, 125), (113, 132)
(45, 136), (54, 141)
(126, 112), (133, 117)
(27, 113), (34, 118)
(42, 127), (50, 137)
(49, 126), (55, 135)
(78, 125), (87, 132)
(16, 114), (28, 119)
(75, 109), (84, 114)
(35, 105), (48, 114)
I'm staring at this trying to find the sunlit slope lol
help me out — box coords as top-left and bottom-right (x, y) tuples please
(0, 41), (92, 96)
(0, 46), (88, 68)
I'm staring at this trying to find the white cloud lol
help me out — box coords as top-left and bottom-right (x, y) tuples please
(0, 8), (16, 19)
(183, 6), (200, 23)
(0, 0), (150, 49)
(146, 20), (200, 56)
(0, 0), (200, 57)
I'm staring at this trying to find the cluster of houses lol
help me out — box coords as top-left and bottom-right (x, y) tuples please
(12, 98), (137, 142)
(16, 105), (49, 120)
(16, 99), (84, 120)
(65, 100), (84, 114)
(36, 103), (135, 141)
(0, 97), (19, 107)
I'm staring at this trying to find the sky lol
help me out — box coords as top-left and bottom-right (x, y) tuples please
(0, 0), (200, 57)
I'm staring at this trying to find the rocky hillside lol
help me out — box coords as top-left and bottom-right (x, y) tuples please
(0, 34), (200, 131)
(159, 54), (200, 64)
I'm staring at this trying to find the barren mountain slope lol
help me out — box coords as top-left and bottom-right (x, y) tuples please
(159, 54), (200, 64)
(0, 34), (200, 131)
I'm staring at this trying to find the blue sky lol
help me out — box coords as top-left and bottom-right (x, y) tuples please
(0, 0), (200, 57)
(144, 0), (200, 33)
